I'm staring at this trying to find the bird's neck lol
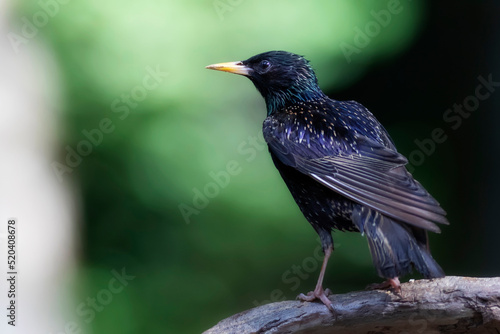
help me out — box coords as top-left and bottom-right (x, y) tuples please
(264, 84), (326, 115)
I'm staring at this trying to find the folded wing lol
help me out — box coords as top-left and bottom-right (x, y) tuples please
(265, 133), (448, 233)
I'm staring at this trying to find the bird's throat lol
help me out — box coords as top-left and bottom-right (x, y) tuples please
(264, 85), (326, 115)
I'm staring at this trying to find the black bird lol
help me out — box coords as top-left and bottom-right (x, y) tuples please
(206, 51), (448, 310)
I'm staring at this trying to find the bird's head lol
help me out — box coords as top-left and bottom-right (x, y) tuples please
(206, 51), (324, 114)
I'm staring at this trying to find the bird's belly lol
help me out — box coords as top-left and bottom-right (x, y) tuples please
(272, 154), (358, 232)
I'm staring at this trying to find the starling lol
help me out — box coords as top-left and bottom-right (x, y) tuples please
(206, 51), (448, 311)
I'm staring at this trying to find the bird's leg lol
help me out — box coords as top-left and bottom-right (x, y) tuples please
(297, 244), (334, 311)
(366, 277), (401, 293)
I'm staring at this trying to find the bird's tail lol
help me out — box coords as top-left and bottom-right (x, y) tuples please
(352, 206), (445, 279)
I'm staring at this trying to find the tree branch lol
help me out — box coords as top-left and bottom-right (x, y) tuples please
(204, 276), (500, 333)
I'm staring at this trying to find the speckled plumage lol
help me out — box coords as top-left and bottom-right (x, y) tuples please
(263, 99), (381, 234)
(262, 94), (447, 279)
(207, 51), (448, 307)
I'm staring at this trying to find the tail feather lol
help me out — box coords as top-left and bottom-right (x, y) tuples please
(352, 206), (445, 279)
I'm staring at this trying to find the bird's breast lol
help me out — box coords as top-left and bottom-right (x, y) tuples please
(263, 107), (361, 158)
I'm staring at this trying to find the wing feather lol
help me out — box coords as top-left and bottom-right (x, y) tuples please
(265, 129), (448, 232)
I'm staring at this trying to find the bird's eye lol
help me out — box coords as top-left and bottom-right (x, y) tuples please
(260, 60), (271, 72)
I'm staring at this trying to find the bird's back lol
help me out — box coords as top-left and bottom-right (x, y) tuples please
(264, 98), (395, 158)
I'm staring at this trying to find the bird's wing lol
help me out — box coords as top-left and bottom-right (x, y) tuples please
(266, 133), (448, 233)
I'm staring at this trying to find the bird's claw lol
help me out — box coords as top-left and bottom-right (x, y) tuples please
(297, 291), (315, 301)
(297, 288), (334, 312)
(366, 277), (401, 293)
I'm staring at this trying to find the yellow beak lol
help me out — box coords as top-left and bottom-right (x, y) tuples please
(205, 61), (251, 76)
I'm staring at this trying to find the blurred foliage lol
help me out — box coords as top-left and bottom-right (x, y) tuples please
(14, 0), (479, 333)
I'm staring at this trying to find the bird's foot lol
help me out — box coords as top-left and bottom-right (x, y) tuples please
(366, 277), (401, 293)
(297, 287), (333, 311)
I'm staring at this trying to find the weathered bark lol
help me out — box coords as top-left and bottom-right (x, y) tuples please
(204, 276), (500, 333)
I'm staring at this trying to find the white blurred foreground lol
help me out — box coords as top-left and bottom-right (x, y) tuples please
(0, 1), (79, 333)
